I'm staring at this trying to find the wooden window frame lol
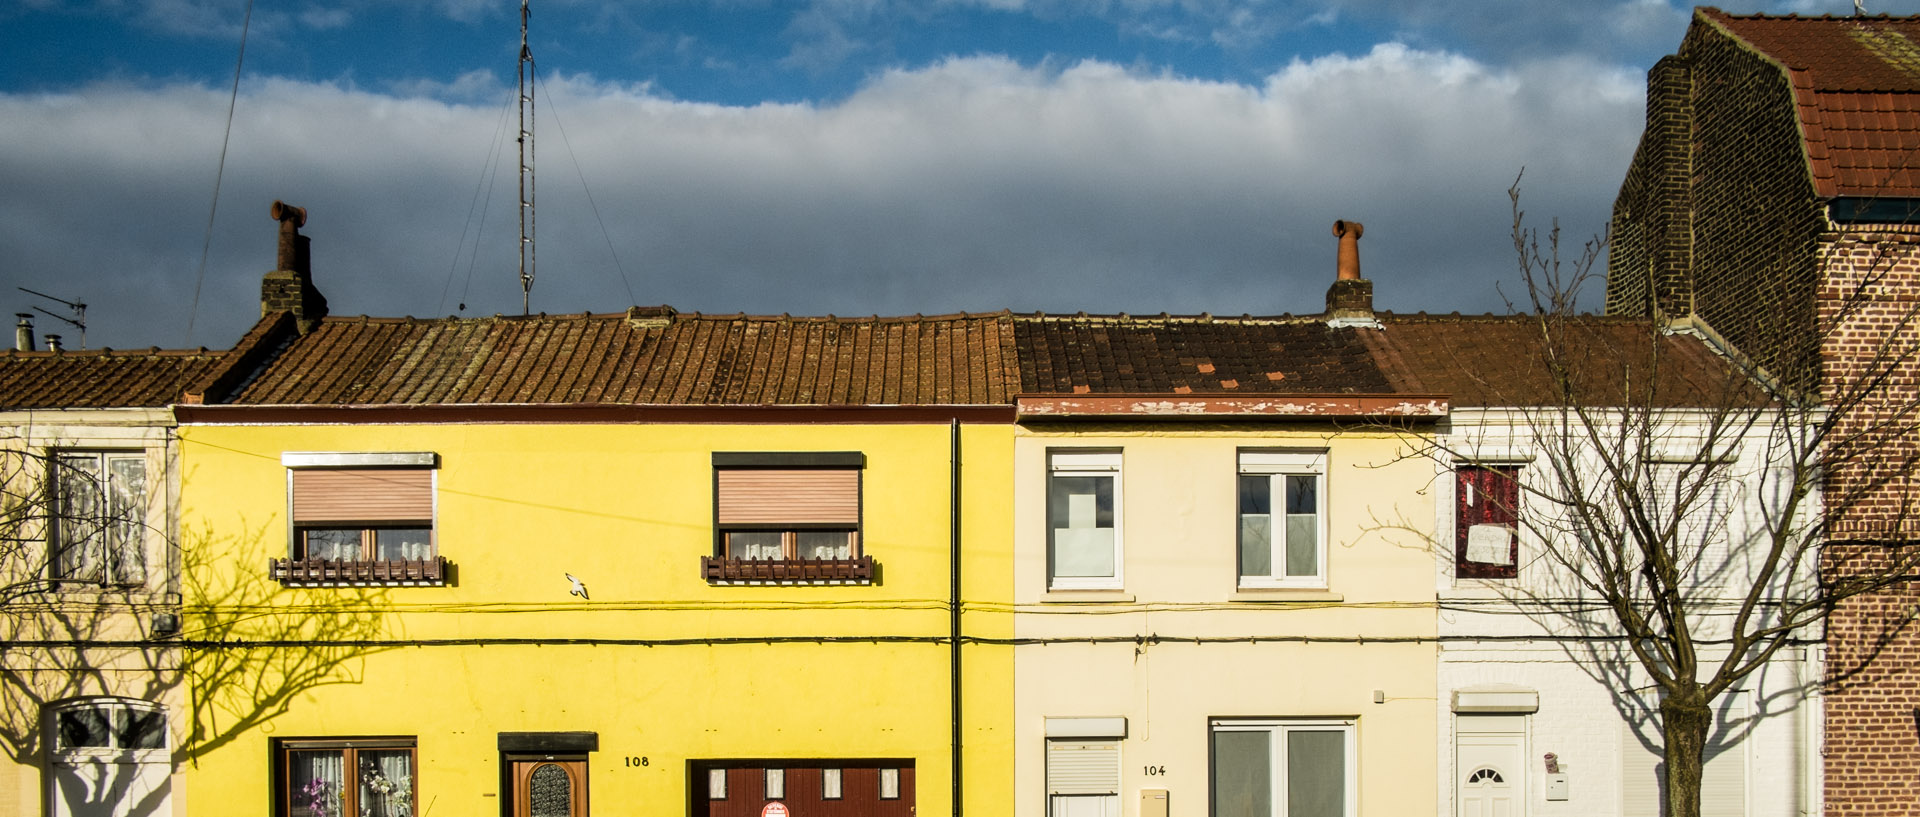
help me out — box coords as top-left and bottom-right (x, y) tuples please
(707, 453), (870, 584)
(277, 453), (444, 587)
(273, 737), (417, 817)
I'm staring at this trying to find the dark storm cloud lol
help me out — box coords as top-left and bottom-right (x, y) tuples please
(3, 45), (1641, 350)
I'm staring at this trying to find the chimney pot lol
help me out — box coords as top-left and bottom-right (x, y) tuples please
(14, 314), (34, 352)
(1333, 220), (1364, 281)
(43, 334), (62, 353)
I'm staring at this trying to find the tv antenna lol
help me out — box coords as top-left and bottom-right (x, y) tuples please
(517, 0), (537, 316)
(17, 287), (86, 349)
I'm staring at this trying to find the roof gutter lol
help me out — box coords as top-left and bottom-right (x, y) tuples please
(172, 403), (1018, 425)
(1016, 393), (1448, 420)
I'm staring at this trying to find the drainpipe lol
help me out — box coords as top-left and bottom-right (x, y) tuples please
(950, 418), (964, 817)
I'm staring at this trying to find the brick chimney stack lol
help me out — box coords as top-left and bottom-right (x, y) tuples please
(261, 200), (329, 333)
(1325, 220), (1380, 328)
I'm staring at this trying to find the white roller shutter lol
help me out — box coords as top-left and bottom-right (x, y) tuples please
(1046, 740), (1119, 795)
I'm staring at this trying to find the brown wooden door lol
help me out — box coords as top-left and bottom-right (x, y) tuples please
(511, 758), (587, 817)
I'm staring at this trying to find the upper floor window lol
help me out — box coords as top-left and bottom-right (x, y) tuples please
(49, 451), (148, 586)
(1048, 450), (1122, 590)
(275, 452), (444, 586)
(706, 452), (872, 584)
(1237, 450), (1328, 588)
(1456, 464), (1521, 580)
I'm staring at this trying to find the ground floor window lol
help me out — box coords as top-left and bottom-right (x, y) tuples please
(692, 760), (913, 815)
(274, 738), (415, 817)
(1210, 719), (1355, 817)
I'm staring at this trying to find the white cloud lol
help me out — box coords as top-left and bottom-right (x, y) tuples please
(298, 6), (353, 30)
(0, 44), (1643, 350)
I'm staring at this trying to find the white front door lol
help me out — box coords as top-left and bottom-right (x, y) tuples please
(49, 757), (171, 817)
(45, 699), (173, 817)
(1457, 719), (1525, 817)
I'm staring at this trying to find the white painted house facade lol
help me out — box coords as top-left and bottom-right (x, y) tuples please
(1432, 405), (1823, 817)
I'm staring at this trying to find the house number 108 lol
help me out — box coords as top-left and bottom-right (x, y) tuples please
(624, 757), (649, 767)
(1143, 765), (1165, 775)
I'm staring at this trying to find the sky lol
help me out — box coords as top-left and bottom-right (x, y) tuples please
(5, 0), (1917, 351)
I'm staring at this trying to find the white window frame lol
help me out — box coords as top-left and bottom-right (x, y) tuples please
(1236, 450), (1329, 589)
(47, 450), (150, 587)
(1047, 450), (1124, 590)
(1209, 718), (1357, 817)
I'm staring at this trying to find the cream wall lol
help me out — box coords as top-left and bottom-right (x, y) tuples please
(1011, 425), (1439, 817)
(0, 409), (184, 817)
(177, 420), (1014, 817)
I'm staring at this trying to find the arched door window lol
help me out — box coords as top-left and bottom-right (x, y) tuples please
(45, 698), (171, 817)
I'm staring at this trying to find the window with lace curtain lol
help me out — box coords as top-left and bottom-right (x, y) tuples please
(706, 452), (872, 584)
(275, 452), (445, 586)
(48, 451), (148, 586)
(276, 738), (415, 817)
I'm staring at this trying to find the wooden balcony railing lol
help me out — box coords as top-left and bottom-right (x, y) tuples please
(701, 556), (875, 584)
(270, 557), (449, 586)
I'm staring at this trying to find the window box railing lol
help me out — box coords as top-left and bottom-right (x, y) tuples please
(701, 556), (875, 584)
(269, 556), (449, 586)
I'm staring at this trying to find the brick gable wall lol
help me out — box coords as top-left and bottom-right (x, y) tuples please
(1606, 21), (1827, 388)
(1609, 17), (1920, 815)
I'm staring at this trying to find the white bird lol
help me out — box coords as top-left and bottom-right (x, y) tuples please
(565, 573), (589, 601)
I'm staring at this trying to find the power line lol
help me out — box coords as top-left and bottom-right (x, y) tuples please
(184, 0), (255, 347)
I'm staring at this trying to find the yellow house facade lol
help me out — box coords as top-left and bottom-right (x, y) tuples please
(165, 229), (1022, 817)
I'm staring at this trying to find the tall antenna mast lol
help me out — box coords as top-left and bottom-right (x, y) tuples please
(517, 0), (537, 315)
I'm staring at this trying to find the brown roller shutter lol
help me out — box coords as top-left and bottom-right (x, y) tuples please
(292, 469), (433, 523)
(716, 469), (859, 525)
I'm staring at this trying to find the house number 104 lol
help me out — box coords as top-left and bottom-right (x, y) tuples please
(1143, 765), (1165, 775)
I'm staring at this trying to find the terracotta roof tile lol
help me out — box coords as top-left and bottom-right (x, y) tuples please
(1367, 313), (1757, 408)
(224, 311), (1019, 406)
(1704, 9), (1920, 197)
(1012, 314), (1394, 395)
(0, 348), (230, 409)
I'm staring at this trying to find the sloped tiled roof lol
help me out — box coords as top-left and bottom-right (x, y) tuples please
(202, 307), (1756, 412)
(1704, 8), (1920, 197)
(0, 348), (230, 409)
(223, 310), (1019, 406)
(1012, 314), (1392, 395)
(1365, 314), (1761, 408)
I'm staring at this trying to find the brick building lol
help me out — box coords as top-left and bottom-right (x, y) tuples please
(1607, 8), (1920, 814)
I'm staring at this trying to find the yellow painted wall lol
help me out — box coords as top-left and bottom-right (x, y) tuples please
(177, 421), (1013, 817)
(1011, 426), (1439, 817)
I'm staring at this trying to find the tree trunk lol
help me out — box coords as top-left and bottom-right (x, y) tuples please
(1660, 687), (1713, 817)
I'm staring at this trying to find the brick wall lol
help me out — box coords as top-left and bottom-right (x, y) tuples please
(1819, 232), (1920, 816)
(1606, 18), (1827, 389)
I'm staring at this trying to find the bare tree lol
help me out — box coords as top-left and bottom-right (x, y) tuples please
(1407, 182), (1920, 817)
